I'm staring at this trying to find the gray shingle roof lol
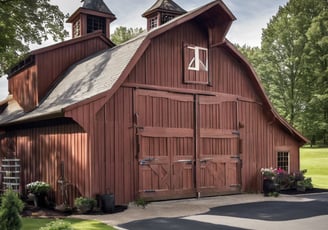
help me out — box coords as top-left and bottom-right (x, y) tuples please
(143, 0), (186, 17)
(0, 33), (147, 124)
(82, 0), (115, 15)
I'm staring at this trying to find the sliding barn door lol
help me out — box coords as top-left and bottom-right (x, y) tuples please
(197, 95), (241, 195)
(135, 89), (195, 200)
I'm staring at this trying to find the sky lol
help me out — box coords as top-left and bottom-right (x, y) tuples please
(0, 0), (288, 101)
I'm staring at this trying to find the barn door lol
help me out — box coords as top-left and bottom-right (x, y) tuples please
(135, 89), (195, 199)
(197, 95), (241, 195)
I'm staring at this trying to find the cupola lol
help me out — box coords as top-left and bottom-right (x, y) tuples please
(67, 0), (116, 39)
(142, 0), (186, 30)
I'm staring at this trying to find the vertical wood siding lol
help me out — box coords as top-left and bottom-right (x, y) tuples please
(0, 121), (87, 206)
(8, 65), (38, 112)
(127, 21), (259, 101)
(65, 88), (135, 205)
(94, 87), (135, 204)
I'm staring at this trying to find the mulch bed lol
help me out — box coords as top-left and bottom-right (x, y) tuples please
(22, 205), (72, 218)
(22, 204), (127, 218)
(280, 187), (328, 195)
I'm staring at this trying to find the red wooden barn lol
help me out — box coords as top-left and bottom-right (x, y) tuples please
(0, 0), (307, 205)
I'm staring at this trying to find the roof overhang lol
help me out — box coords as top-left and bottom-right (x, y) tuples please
(67, 7), (116, 23)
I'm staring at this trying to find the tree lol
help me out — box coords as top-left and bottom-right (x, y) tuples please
(235, 44), (265, 78)
(260, 0), (327, 136)
(111, 26), (144, 45)
(0, 0), (69, 75)
(0, 189), (24, 230)
(302, 9), (328, 144)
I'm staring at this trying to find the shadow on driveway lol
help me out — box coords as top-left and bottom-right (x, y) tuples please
(206, 200), (328, 221)
(120, 217), (248, 230)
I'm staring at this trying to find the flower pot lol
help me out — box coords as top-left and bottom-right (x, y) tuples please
(263, 178), (275, 196)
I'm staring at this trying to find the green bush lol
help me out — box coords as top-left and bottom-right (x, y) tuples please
(0, 189), (24, 230)
(26, 181), (51, 195)
(74, 197), (97, 214)
(39, 219), (73, 230)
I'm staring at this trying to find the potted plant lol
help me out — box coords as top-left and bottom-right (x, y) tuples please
(74, 196), (97, 214)
(26, 181), (51, 207)
(260, 168), (277, 196)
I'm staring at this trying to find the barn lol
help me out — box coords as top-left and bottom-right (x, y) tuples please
(0, 0), (307, 206)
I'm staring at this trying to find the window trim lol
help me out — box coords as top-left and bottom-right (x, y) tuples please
(183, 43), (210, 85)
(150, 16), (158, 29)
(277, 151), (290, 173)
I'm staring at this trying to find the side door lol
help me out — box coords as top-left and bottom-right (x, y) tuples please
(197, 95), (242, 196)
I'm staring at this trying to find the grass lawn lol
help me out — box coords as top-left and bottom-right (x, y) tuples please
(300, 147), (328, 189)
(22, 217), (116, 230)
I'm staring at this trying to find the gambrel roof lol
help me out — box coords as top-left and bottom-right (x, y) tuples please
(0, 1), (307, 143)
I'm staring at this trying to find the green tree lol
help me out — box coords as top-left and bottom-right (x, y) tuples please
(0, 189), (24, 230)
(235, 44), (264, 78)
(111, 26), (144, 45)
(0, 0), (69, 75)
(261, 0), (327, 134)
(302, 9), (328, 144)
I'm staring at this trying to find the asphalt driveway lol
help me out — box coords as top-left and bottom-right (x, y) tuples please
(74, 193), (328, 230)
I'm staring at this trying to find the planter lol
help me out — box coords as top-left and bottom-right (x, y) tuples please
(263, 178), (276, 196)
(101, 193), (115, 213)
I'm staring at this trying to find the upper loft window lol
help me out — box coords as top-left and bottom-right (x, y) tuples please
(277, 151), (289, 172)
(87, 15), (106, 34)
(183, 44), (209, 84)
(150, 16), (158, 29)
(161, 14), (175, 24)
(73, 20), (81, 38)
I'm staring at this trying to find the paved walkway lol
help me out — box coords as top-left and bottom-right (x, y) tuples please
(72, 193), (328, 230)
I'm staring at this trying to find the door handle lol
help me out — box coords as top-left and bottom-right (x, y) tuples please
(176, 159), (193, 164)
(139, 157), (155, 165)
(200, 158), (213, 163)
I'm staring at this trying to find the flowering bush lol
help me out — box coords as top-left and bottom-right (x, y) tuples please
(260, 168), (276, 180)
(26, 181), (51, 195)
(260, 168), (313, 193)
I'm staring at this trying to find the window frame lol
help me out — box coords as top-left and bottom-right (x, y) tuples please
(277, 151), (290, 173)
(183, 43), (210, 85)
(87, 15), (106, 35)
(150, 16), (158, 29)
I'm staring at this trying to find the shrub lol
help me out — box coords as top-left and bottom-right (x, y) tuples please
(0, 189), (24, 230)
(74, 197), (97, 214)
(26, 181), (51, 195)
(39, 219), (73, 230)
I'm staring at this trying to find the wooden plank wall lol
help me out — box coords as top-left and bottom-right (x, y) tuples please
(94, 87), (135, 204)
(238, 101), (300, 192)
(127, 21), (258, 101)
(0, 121), (87, 206)
(8, 65), (38, 112)
(65, 87), (135, 205)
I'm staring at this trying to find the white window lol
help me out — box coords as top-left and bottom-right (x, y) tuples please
(73, 20), (81, 38)
(187, 46), (208, 72)
(150, 17), (158, 29)
(277, 151), (289, 172)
